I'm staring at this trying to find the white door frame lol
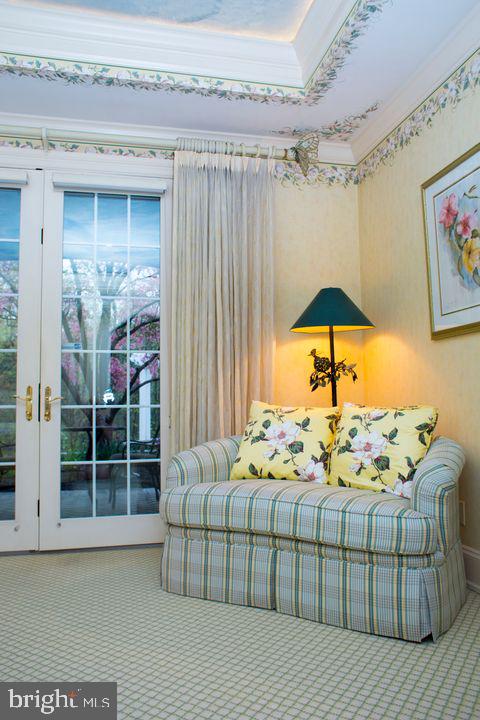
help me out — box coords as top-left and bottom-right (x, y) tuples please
(39, 169), (170, 549)
(0, 150), (172, 551)
(0, 168), (43, 551)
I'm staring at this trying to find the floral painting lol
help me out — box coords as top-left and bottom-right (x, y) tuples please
(423, 144), (480, 338)
(436, 174), (479, 295)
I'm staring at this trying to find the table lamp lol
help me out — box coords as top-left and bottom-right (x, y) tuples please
(290, 287), (374, 406)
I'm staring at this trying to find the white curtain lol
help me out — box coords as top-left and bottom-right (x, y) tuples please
(171, 141), (275, 453)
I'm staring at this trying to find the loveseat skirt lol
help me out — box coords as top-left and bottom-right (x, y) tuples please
(161, 529), (466, 642)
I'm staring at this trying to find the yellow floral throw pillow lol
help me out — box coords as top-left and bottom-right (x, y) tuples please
(231, 401), (340, 483)
(328, 403), (438, 496)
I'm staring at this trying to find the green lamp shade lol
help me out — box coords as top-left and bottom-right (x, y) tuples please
(290, 287), (374, 333)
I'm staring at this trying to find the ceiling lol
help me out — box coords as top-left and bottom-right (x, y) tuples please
(0, 0), (479, 163)
(25, 0), (314, 40)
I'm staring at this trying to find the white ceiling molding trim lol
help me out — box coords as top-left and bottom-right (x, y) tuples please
(0, 0), (388, 105)
(0, 112), (295, 150)
(0, 122), (355, 166)
(0, 127), (358, 188)
(294, 0), (357, 82)
(0, 110), (357, 164)
(0, 1), (301, 88)
(20, 0), (313, 41)
(300, 0), (388, 104)
(0, 50), (302, 104)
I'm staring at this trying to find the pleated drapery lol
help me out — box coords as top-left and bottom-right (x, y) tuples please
(171, 142), (275, 453)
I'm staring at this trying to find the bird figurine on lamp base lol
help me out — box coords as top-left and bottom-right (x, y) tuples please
(290, 287), (374, 407)
(308, 349), (357, 405)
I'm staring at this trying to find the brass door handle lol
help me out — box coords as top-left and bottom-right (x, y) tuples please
(44, 386), (63, 422)
(13, 385), (33, 421)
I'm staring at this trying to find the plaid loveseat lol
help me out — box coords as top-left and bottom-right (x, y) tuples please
(160, 436), (466, 641)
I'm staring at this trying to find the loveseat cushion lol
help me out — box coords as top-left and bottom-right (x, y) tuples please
(168, 525), (444, 569)
(161, 479), (437, 556)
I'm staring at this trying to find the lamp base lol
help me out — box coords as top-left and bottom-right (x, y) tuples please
(329, 326), (337, 407)
(308, 328), (357, 407)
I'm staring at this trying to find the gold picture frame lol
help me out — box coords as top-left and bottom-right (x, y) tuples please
(422, 142), (480, 339)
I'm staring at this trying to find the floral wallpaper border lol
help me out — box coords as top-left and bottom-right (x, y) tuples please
(0, 0), (387, 106)
(355, 50), (480, 183)
(304, 0), (387, 106)
(47, 140), (174, 159)
(0, 136), (174, 159)
(0, 136), (42, 152)
(275, 49), (480, 187)
(274, 160), (357, 188)
(0, 50), (478, 187)
(273, 103), (379, 142)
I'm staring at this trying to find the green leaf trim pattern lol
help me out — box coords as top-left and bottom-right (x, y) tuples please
(273, 104), (379, 142)
(0, 135), (175, 159)
(274, 161), (359, 187)
(275, 50), (480, 187)
(0, 49), (477, 188)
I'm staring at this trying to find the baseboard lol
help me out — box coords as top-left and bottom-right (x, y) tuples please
(463, 545), (480, 593)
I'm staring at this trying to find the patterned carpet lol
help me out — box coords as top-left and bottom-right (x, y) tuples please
(0, 547), (479, 720)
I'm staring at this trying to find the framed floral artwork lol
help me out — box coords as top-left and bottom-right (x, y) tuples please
(422, 143), (480, 338)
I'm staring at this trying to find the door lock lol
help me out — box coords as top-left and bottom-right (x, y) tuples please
(13, 385), (33, 421)
(44, 386), (63, 422)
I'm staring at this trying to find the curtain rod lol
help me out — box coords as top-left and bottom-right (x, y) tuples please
(0, 125), (292, 161)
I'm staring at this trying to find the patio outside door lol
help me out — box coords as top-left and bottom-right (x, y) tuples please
(0, 168), (168, 551)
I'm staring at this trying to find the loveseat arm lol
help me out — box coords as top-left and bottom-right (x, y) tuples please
(165, 436), (242, 490)
(411, 437), (465, 555)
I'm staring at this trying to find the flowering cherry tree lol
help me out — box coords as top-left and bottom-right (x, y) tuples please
(61, 254), (160, 461)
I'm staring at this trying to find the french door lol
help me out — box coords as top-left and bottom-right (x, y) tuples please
(0, 168), (168, 551)
(0, 170), (43, 550)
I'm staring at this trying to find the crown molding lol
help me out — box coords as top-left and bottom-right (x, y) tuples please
(0, 0), (387, 104)
(294, 0), (357, 83)
(351, 3), (480, 163)
(0, 111), (357, 190)
(0, 110), (357, 165)
(0, 111), (289, 149)
(0, 42), (476, 186)
(0, 0), (301, 87)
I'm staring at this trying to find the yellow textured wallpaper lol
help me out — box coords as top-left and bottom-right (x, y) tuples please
(273, 183), (365, 408)
(358, 90), (480, 551)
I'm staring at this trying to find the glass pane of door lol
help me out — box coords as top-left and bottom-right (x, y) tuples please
(0, 188), (20, 521)
(60, 192), (161, 520)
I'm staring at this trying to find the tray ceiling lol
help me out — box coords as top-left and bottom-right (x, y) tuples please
(25, 0), (315, 40)
(0, 0), (479, 163)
